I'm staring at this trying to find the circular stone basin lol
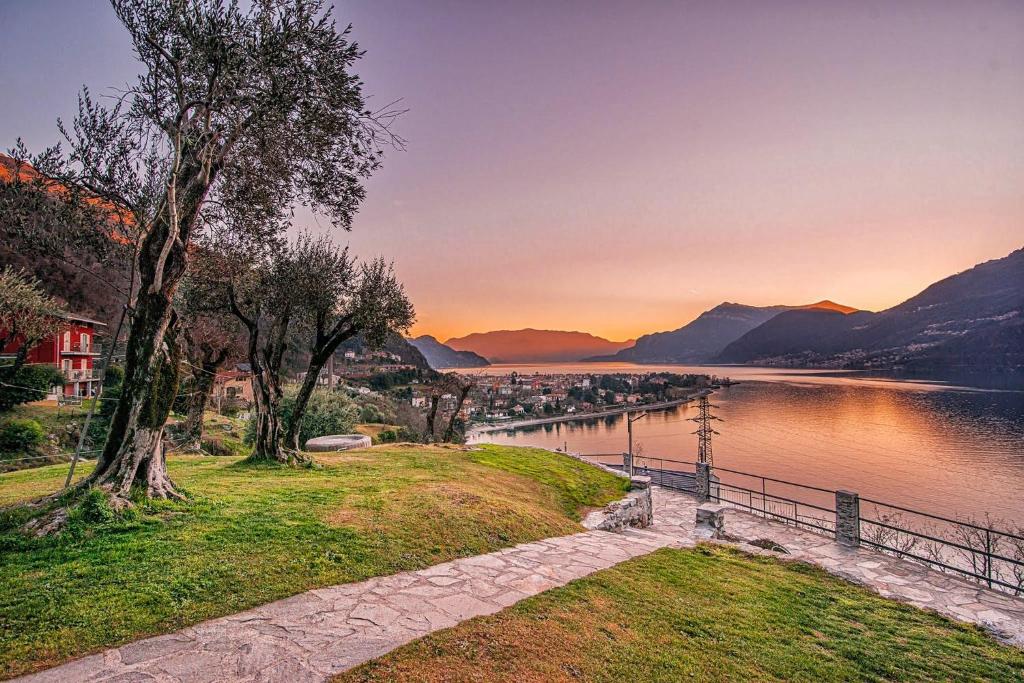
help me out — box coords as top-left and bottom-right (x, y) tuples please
(304, 434), (372, 452)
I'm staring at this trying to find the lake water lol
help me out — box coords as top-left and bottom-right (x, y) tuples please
(467, 363), (1024, 525)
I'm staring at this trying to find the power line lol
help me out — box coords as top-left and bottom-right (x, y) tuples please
(689, 394), (721, 466)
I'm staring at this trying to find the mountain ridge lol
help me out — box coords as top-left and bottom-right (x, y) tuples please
(444, 329), (634, 364)
(589, 300), (858, 364)
(715, 247), (1024, 370)
(407, 335), (490, 369)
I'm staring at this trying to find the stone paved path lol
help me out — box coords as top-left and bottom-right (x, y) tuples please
(653, 489), (1024, 648)
(17, 486), (1024, 682)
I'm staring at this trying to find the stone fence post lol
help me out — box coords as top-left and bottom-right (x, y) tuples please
(622, 450), (632, 477)
(696, 462), (711, 502)
(835, 490), (860, 547)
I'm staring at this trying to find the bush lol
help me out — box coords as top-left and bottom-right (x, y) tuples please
(289, 389), (359, 448)
(247, 388), (360, 449)
(0, 418), (45, 454)
(0, 364), (64, 412)
(376, 426), (418, 443)
(358, 403), (387, 424)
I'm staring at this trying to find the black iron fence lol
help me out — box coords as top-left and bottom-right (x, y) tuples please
(578, 450), (1024, 596)
(859, 498), (1024, 594)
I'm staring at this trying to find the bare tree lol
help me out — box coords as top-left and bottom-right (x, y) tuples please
(7, 0), (400, 505)
(952, 514), (1002, 588)
(423, 373), (475, 443)
(285, 237), (414, 450)
(860, 512), (919, 559)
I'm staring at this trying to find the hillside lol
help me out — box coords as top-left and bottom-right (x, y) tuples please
(0, 154), (129, 327)
(408, 335), (490, 369)
(338, 332), (433, 371)
(716, 248), (1024, 370)
(594, 300), (856, 364)
(445, 329), (634, 363)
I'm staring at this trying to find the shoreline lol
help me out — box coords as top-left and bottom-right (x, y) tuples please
(468, 389), (711, 436)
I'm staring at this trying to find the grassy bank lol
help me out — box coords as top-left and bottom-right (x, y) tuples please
(339, 546), (1024, 682)
(0, 444), (627, 679)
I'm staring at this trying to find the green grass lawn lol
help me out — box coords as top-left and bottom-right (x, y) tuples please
(0, 443), (627, 679)
(339, 546), (1024, 683)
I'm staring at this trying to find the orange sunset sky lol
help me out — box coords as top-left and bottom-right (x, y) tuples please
(2, 1), (1023, 342)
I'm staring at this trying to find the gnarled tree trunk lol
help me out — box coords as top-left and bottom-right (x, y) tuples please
(86, 158), (214, 501)
(182, 355), (222, 450)
(88, 315), (185, 501)
(285, 334), (359, 450)
(250, 363), (286, 462)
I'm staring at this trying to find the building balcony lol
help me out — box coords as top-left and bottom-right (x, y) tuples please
(62, 342), (101, 355)
(66, 369), (101, 382)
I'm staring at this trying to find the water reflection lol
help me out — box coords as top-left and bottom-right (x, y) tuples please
(474, 375), (1024, 524)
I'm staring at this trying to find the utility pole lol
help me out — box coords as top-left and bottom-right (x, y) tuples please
(626, 410), (647, 477)
(689, 393), (721, 467)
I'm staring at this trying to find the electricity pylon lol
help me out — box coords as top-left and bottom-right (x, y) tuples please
(690, 394), (721, 466)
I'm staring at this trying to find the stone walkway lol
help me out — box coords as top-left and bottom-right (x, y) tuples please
(17, 486), (1024, 682)
(653, 489), (1024, 648)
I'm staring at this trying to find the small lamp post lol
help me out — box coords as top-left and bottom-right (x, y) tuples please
(626, 410), (647, 478)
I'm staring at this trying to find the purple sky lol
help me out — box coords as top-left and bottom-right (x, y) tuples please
(2, 1), (1022, 340)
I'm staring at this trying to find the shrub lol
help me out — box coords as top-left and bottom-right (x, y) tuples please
(376, 426), (418, 443)
(78, 488), (115, 524)
(358, 403), (386, 424)
(289, 389), (359, 448)
(0, 418), (45, 453)
(247, 388), (360, 448)
(0, 364), (64, 412)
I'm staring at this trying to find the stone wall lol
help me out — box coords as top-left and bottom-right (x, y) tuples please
(583, 476), (653, 531)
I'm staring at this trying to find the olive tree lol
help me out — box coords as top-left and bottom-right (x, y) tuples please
(285, 237), (414, 450)
(10, 0), (398, 504)
(178, 302), (245, 450)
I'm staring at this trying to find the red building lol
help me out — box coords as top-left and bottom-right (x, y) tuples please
(1, 314), (106, 398)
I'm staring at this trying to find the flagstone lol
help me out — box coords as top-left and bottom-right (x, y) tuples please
(17, 485), (1024, 683)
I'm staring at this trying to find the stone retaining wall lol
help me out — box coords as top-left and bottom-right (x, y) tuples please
(583, 476), (653, 531)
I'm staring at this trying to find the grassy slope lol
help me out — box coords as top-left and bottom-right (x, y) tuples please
(0, 402), (94, 472)
(339, 546), (1024, 683)
(0, 444), (627, 679)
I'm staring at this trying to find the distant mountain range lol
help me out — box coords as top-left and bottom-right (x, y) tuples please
(408, 335), (490, 369)
(590, 300), (858, 364)
(444, 329), (634, 364)
(715, 248), (1024, 370)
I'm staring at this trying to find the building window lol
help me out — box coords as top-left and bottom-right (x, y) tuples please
(81, 333), (90, 351)
(63, 331), (71, 352)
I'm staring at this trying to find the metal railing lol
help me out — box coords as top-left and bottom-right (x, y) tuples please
(576, 450), (1024, 596)
(859, 498), (1024, 594)
(66, 369), (100, 381)
(62, 342), (100, 354)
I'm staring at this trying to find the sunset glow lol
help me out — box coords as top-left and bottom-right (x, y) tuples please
(2, 1), (1022, 340)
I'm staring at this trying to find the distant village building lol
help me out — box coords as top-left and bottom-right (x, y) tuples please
(1, 313), (106, 399)
(213, 367), (254, 408)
